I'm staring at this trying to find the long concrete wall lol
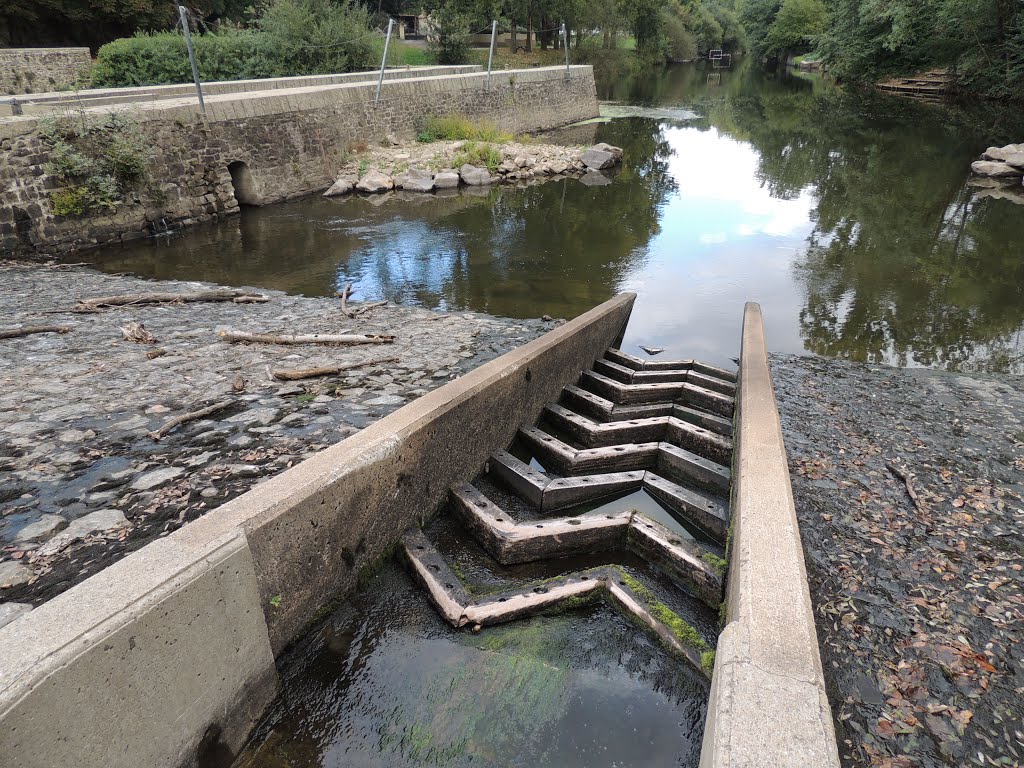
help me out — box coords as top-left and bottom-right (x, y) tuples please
(0, 65), (599, 257)
(699, 303), (841, 768)
(0, 292), (634, 768)
(3, 66), (482, 115)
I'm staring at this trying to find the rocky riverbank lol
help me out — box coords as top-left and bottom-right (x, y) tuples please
(0, 262), (551, 620)
(970, 143), (1024, 206)
(773, 354), (1024, 768)
(323, 139), (623, 197)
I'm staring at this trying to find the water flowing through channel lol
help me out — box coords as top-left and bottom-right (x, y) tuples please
(87, 60), (1024, 374)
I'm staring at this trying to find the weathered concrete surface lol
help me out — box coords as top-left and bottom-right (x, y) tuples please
(0, 533), (277, 768)
(0, 292), (634, 768)
(0, 48), (91, 96)
(700, 303), (840, 768)
(177, 292), (635, 653)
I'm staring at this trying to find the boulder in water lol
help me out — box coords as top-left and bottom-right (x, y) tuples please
(356, 169), (394, 193)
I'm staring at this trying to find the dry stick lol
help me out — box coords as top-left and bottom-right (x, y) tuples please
(219, 331), (395, 345)
(271, 355), (401, 381)
(886, 460), (927, 515)
(148, 400), (234, 441)
(77, 290), (270, 310)
(0, 325), (72, 340)
(352, 300), (389, 316)
(339, 282), (354, 318)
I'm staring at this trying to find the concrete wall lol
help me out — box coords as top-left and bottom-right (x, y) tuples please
(0, 48), (92, 95)
(699, 302), (841, 768)
(0, 65), (598, 258)
(0, 292), (634, 768)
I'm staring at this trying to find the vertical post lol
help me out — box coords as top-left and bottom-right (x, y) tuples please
(561, 22), (570, 80)
(375, 18), (394, 106)
(178, 5), (206, 117)
(486, 20), (498, 90)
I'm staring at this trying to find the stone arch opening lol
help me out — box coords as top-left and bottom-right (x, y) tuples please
(228, 161), (260, 206)
(13, 206), (34, 249)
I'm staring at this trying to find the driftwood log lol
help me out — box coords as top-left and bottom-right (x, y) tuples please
(149, 400), (234, 441)
(351, 300), (388, 316)
(271, 355), (401, 381)
(339, 283), (354, 318)
(0, 325), (72, 340)
(219, 331), (395, 345)
(77, 290), (269, 310)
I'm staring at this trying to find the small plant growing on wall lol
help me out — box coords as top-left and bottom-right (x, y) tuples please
(40, 111), (150, 217)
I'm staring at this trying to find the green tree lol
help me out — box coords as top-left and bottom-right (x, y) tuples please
(428, 0), (472, 63)
(763, 0), (826, 54)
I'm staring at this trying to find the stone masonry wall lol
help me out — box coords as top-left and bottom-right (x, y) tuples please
(0, 66), (598, 257)
(0, 48), (92, 95)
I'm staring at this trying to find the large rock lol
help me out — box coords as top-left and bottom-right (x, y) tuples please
(15, 514), (66, 543)
(581, 148), (617, 171)
(591, 142), (624, 159)
(970, 160), (1021, 178)
(548, 159), (570, 175)
(0, 561), (31, 588)
(323, 178), (354, 197)
(434, 170), (460, 189)
(132, 465), (185, 491)
(356, 169), (394, 193)
(1004, 152), (1024, 170)
(460, 164), (492, 186)
(395, 167), (435, 193)
(36, 509), (129, 556)
(983, 144), (1024, 161)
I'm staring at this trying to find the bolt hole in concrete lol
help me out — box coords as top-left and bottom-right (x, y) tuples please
(232, 518), (713, 767)
(227, 161), (260, 206)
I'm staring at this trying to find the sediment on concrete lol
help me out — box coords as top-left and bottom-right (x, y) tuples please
(1, 65), (599, 257)
(0, 292), (633, 768)
(699, 302), (841, 768)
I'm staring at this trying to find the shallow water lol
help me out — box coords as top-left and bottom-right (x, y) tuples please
(86, 60), (1024, 373)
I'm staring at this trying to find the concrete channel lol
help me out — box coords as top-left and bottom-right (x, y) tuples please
(0, 297), (840, 767)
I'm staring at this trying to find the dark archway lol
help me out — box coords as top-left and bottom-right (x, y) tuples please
(228, 161), (260, 206)
(13, 206), (34, 249)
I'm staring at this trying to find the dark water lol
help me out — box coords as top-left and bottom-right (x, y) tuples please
(88, 60), (1024, 372)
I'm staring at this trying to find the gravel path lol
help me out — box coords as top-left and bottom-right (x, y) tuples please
(0, 262), (548, 610)
(773, 354), (1024, 768)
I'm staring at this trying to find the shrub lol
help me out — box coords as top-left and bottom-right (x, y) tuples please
(91, 0), (379, 88)
(428, 1), (471, 65)
(453, 141), (503, 171)
(41, 111), (150, 216)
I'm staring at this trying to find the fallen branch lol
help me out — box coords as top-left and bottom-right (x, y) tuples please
(149, 400), (234, 441)
(352, 300), (389, 316)
(219, 330), (394, 345)
(886, 460), (927, 515)
(0, 325), (72, 340)
(77, 290), (269, 310)
(271, 355), (400, 381)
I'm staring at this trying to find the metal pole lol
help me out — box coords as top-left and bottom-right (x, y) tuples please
(375, 18), (394, 106)
(485, 20), (498, 90)
(178, 5), (205, 116)
(561, 23), (570, 80)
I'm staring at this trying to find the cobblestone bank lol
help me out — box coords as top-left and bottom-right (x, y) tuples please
(0, 263), (549, 612)
(773, 355), (1024, 768)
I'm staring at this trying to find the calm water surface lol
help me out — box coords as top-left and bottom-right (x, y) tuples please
(91, 61), (1024, 372)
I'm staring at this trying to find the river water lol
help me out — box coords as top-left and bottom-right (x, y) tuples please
(89, 60), (1024, 373)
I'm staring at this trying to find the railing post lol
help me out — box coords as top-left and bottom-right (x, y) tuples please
(375, 17), (394, 106)
(179, 5), (206, 117)
(561, 22), (570, 81)
(486, 20), (498, 91)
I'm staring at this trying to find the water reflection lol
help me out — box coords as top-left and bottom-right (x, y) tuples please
(89, 60), (1024, 372)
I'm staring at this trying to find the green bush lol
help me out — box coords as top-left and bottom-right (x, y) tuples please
(453, 141), (503, 172)
(428, 1), (470, 65)
(91, 0), (379, 87)
(41, 112), (150, 216)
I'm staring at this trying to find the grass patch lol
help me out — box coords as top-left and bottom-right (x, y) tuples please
(416, 115), (512, 143)
(701, 552), (728, 575)
(453, 141), (503, 172)
(616, 569), (713, 659)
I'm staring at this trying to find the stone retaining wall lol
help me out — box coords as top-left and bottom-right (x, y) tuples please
(0, 66), (598, 258)
(0, 48), (92, 95)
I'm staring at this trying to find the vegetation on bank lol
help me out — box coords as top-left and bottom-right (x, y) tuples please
(743, 0), (1024, 100)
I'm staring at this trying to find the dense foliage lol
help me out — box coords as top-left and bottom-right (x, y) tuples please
(92, 0), (379, 86)
(741, 0), (1023, 98)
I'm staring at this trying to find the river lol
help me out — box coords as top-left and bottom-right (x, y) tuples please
(84, 59), (1024, 374)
